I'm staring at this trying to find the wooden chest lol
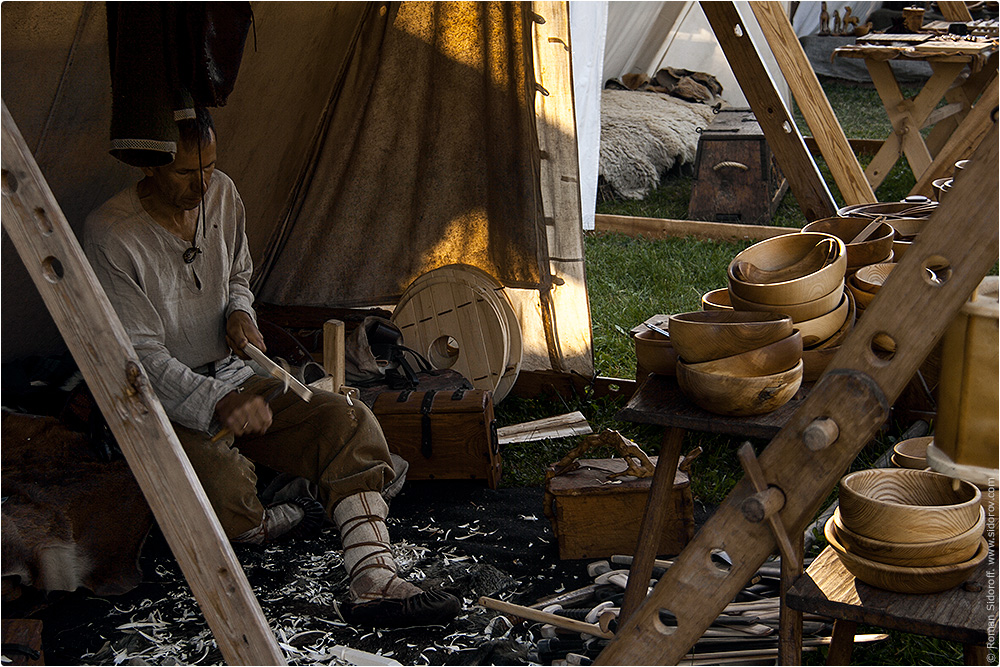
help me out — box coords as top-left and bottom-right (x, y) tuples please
(688, 108), (787, 225)
(544, 457), (694, 560)
(372, 388), (501, 488)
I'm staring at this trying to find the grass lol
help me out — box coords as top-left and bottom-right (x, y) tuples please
(494, 79), (979, 665)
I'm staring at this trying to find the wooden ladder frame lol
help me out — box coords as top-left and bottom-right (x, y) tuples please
(1, 101), (286, 665)
(596, 121), (998, 664)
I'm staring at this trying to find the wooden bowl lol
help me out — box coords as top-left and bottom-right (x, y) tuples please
(801, 218), (894, 269)
(728, 233), (846, 306)
(847, 280), (877, 310)
(893, 436), (931, 469)
(853, 263), (895, 292)
(824, 517), (988, 594)
(702, 288), (733, 311)
(889, 218), (926, 261)
(838, 469), (983, 543)
(802, 345), (839, 382)
(797, 292), (850, 348)
(683, 331), (802, 377)
(932, 177), (953, 202)
(838, 201), (937, 220)
(667, 311), (794, 364)
(831, 507), (985, 567)
(675, 359), (803, 416)
(813, 288), (856, 350)
(728, 281), (844, 322)
(633, 328), (677, 376)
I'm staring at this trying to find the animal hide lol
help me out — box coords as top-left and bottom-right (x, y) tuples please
(599, 90), (717, 200)
(1, 412), (153, 598)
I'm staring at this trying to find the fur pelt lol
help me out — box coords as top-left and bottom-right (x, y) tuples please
(599, 90), (717, 200)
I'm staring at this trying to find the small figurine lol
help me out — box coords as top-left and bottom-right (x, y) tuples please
(832, 9), (842, 36)
(843, 6), (860, 33)
(819, 1), (830, 35)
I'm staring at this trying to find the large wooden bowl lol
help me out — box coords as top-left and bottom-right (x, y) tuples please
(802, 345), (839, 382)
(824, 517), (988, 594)
(675, 359), (802, 416)
(667, 311), (794, 363)
(683, 331), (802, 377)
(701, 288), (733, 311)
(728, 281), (844, 322)
(830, 507), (984, 567)
(728, 233), (847, 306)
(847, 280), (877, 310)
(802, 218), (894, 269)
(893, 436), (931, 469)
(633, 328), (677, 376)
(813, 288), (856, 350)
(796, 292), (851, 348)
(838, 469), (983, 543)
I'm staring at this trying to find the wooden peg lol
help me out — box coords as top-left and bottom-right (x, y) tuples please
(323, 319), (345, 394)
(737, 443), (801, 573)
(741, 486), (786, 523)
(802, 417), (840, 451)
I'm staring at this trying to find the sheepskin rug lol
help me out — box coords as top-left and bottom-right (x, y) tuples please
(600, 89), (718, 200)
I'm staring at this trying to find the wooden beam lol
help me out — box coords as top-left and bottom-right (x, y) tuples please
(595, 214), (795, 242)
(804, 136), (883, 157)
(937, 1), (974, 22)
(596, 124), (999, 665)
(700, 2), (837, 222)
(749, 2), (876, 206)
(0, 100), (286, 666)
(910, 73), (998, 197)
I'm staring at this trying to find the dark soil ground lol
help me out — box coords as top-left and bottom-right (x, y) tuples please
(14, 481), (716, 666)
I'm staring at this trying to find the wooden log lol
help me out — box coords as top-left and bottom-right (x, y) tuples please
(594, 214), (795, 242)
(701, 1), (837, 222)
(0, 100), (286, 666)
(595, 126), (999, 665)
(749, 2), (876, 206)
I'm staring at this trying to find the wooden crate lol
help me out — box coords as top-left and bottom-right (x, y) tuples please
(372, 388), (501, 488)
(544, 457), (694, 560)
(688, 108), (787, 225)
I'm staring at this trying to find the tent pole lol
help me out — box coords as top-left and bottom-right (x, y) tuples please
(701, 1), (837, 222)
(1, 100), (286, 667)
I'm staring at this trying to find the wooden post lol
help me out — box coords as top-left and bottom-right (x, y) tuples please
(749, 2), (876, 207)
(937, 1), (974, 22)
(323, 318), (346, 393)
(701, 2), (837, 222)
(1, 101), (286, 666)
(595, 125), (999, 665)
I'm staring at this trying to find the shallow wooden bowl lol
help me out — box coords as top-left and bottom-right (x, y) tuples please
(802, 218), (894, 269)
(853, 263), (895, 292)
(675, 359), (803, 416)
(667, 311), (794, 364)
(838, 468), (983, 543)
(701, 288), (733, 311)
(847, 280), (877, 310)
(802, 345), (839, 382)
(683, 331), (802, 377)
(825, 517), (988, 594)
(728, 233), (847, 306)
(838, 201), (937, 220)
(728, 281), (844, 322)
(831, 507), (984, 567)
(796, 292), (850, 348)
(633, 328), (677, 376)
(893, 436), (931, 469)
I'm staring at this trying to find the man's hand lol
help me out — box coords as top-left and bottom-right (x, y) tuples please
(226, 310), (265, 358)
(215, 389), (272, 436)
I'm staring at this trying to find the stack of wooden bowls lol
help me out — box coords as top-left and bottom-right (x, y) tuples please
(726, 233), (851, 381)
(826, 468), (987, 594)
(668, 311), (802, 416)
(847, 262), (894, 318)
(837, 200), (937, 262)
(632, 317), (677, 377)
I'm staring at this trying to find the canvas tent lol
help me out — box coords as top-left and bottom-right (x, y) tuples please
(2, 1), (592, 379)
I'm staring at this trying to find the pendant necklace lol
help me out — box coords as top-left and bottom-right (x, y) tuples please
(182, 139), (208, 264)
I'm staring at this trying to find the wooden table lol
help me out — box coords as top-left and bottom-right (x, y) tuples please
(614, 372), (811, 633)
(833, 35), (997, 192)
(786, 545), (994, 665)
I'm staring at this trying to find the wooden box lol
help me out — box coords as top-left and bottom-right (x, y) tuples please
(372, 388), (501, 488)
(544, 457), (694, 560)
(688, 108), (787, 225)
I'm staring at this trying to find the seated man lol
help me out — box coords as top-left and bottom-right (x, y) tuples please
(84, 107), (459, 628)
